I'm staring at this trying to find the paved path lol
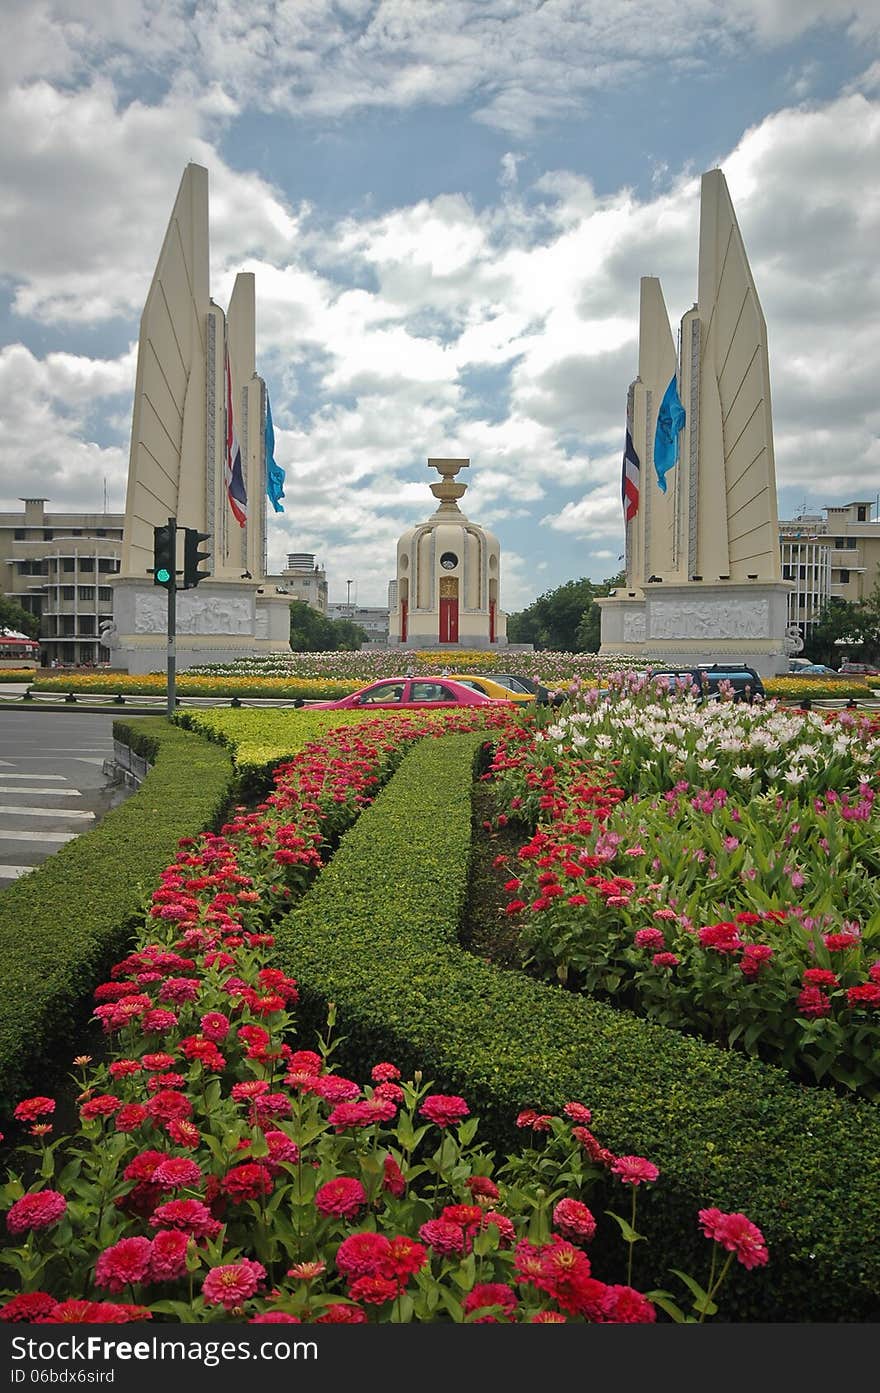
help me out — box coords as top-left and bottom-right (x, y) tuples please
(0, 712), (129, 886)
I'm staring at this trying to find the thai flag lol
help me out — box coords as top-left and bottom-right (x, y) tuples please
(622, 424), (640, 524)
(225, 351), (247, 528)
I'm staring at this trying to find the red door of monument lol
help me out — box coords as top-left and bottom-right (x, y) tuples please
(400, 600), (408, 643)
(489, 601), (496, 644)
(439, 597), (459, 643)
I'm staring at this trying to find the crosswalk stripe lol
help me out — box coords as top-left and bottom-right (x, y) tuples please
(0, 787), (82, 796)
(0, 829), (79, 843)
(0, 773), (68, 780)
(0, 806), (94, 820)
(0, 865), (35, 879)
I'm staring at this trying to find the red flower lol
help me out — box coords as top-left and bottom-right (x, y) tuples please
(6, 1190), (66, 1236)
(384, 1236), (426, 1281)
(634, 928), (665, 950)
(562, 1102), (592, 1125)
(698, 1209), (768, 1269)
(823, 932), (860, 952)
(802, 968), (838, 988)
(482, 1210), (516, 1247)
(553, 1198), (597, 1242)
(95, 1237), (152, 1293)
(263, 1131), (300, 1169)
(847, 983), (880, 1009)
(797, 986), (832, 1018)
(315, 1303), (367, 1324)
(336, 1232), (392, 1280)
(166, 1119), (201, 1148)
(249, 1312), (301, 1323)
(463, 1283), (517, 1323)
(147, 1090), (193, 1123)
(38, 1301), (151, 1324)
(141, 1053), (175, 1071)
(0, 1292), (59, 1322)
(124, 1150), (166, 1182)
(286, 1049), (322, 1074)
(13, 1097), (56, 1123)
(440, 1204), (483, 1235)
(371, 1062), (401, 1082)
(199, 1011), (230, 1042)
(313, 1076), (361, 1103)
(108, 1059), (143, 1079)
(347, 1275), (399, 1305)
(418, 1219), (469, 1257)
(327, 1099), (396, 1131)
(382, 1155), (406, 1197)
(152, 1157), (203, 1190)
(610, 1155), (659, 1186)
(149, 1199), (222, 1238)
(202, 1259), (266, 1309)
(80, 1094), (121, 1120)
(115, 1104), (149, 1134)
(465, 1175), (500, 1202)
(315, 1177), (367, 1218)
(223, 1164), (274, 1203)
(599, 1284), (657, 1323)
(149, 1230), (191, 1281)
(231, 1080), (269, 1102)
(652, 952), (680, 968)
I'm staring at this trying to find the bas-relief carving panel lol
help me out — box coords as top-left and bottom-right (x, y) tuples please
(622, 612), (647, 643)
(135, 592), (253, 635)
(648, 597), (769, 641)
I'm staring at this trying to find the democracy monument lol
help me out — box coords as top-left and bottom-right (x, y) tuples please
(598, 169), (792, 676)
(388, 458), (508, 650)
(108, 164), (292, 674)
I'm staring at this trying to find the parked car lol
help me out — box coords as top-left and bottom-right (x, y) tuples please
(838, 661), (880, 676)
(297, 677), (514, 711)
(447, 674), (536, 705)
(793, 664), (847, 678)
(492, 673), (566, 707)
(649, 663), (766, 703)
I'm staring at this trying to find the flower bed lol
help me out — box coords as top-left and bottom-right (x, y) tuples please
(487, 688), (880, 1094)
(1, 711), (770, 1325)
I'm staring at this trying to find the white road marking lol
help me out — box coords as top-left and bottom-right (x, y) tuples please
(0, 864), (34, 879)
(0, 806), (94, 820)
(0, 787), (82, 796)
(0, 829), (78, 843)
(0, 773), (68, 780)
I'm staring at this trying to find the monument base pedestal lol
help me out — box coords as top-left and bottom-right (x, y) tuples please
(108, 577), (292, 675)
(597, 581), (792, 678)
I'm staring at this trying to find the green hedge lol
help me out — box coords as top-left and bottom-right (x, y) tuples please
(274, 733), (880, 1322)
(0, 719), (234, 1112)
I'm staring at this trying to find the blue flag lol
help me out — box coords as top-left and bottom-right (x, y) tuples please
(654, 374), (686, 494)
(265, 393), (286, 514)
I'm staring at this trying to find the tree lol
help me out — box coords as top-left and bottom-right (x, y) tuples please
(808, 597), (871, 666)
(0, 597), (40, 640)
(288, 601), (367, 652)
(507, 573), (624, 652)
(576, 570), (625, 652)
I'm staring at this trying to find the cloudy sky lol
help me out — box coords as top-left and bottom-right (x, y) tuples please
(1, 1), (879, 611)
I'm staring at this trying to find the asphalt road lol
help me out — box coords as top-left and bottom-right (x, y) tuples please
(0, 711), (135, 886)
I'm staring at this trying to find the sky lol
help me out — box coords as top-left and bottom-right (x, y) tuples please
(1, 1), (879, 613)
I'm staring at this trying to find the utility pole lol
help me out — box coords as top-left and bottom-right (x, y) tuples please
(346, 578), (353, 617)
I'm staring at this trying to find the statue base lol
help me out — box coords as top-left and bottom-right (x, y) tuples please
(108, 577), (292, 675)
(596, 581), (793, 677)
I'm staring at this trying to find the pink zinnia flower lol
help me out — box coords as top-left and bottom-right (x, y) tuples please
(347, 1275), (399, 1305)
(149, 1198), (221, 1238)
(149, 1230), (191, 1281)
(563, 1102), (592, 1125)
(223, 1164), (274, 1203)
(371, 1062), (401, 1083)
(0, 1292), (59, 1322)
(418, 1219), (469, 1257)
(610, 1155), (659, 1186)
(698, 1209), (768, 1269)
(797, 986), (832, 1018)
(419, 1094), (469, 1128)
(6, 1190), (66, 1236)
(634, 928), (665, 950)
(95, 1237), (153, 1293)
(202, 1259), (266, 1309)
(115, 1104), (149, 1134)
(600, 1284), (657, 1323)
(553, 1198), (597, 1242)
(463, 1282), (517, 1322)
(151, 1157), (202, 1190)
(336, 1232), (392, 1280)
(315, 1177), (367, 1218)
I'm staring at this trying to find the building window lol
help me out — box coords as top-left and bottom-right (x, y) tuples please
(62, 557), (75, 572)
(96, 529), (106, 537)
(98, 587), (112, 602)
(857, 506), (867, 522)
(79, 557), (94, 572)
(43, 530), (53, 540)
(847, 537), (857, 549)
(782, 564), (793, 580)
(61, 586), (75, 600)
(799, 565), (807, 579)
(13, 529), (25, 540)
(78, 586), (95, 601)
(839, 569), (850, 584)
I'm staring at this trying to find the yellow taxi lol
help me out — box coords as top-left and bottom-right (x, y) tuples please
(447, 674), (537, 705)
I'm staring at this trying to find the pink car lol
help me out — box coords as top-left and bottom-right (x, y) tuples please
(300, 677), (513, 711)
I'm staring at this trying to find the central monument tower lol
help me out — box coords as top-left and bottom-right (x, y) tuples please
(389, 459), (507, 649)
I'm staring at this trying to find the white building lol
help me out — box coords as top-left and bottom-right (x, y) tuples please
(779, 500), (880, 638)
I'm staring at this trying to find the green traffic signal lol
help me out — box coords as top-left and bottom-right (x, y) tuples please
(152, 523), (176, 589)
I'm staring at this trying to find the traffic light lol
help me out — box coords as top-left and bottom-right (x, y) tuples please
(183, 528), (211, 589)
(152, 522), (176, 589)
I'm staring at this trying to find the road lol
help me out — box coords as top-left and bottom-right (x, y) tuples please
(0, 712), (134, 887)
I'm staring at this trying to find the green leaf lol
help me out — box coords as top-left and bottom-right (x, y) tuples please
(668, 1268), (718, 1316)
(604, 1209), (645, 1245)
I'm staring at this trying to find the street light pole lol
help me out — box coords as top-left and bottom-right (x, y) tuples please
(346, 579), (353, 617)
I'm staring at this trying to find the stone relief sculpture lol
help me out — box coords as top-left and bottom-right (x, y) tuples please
(135, 593), (252, 635)
(648, 598), (770, 641)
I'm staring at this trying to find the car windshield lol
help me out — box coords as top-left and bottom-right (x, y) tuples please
(494, 675), (531, 693)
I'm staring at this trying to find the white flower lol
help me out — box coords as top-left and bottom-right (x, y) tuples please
(783, 767), (807, 786)
(733, 765), (756, 780)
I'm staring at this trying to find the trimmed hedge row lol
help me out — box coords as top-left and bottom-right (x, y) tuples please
(0, 719), (234, 1112)
(274, 733), (880, 1322)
